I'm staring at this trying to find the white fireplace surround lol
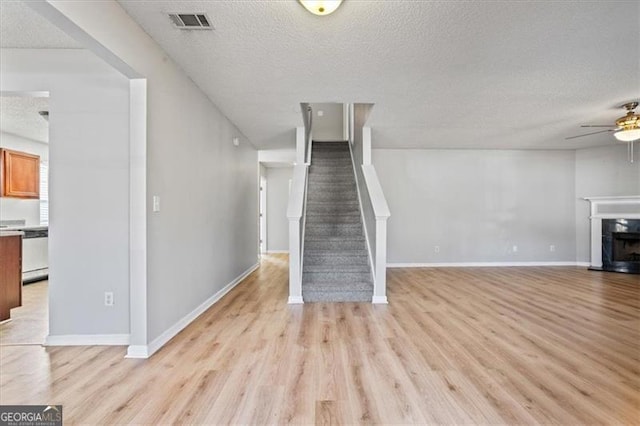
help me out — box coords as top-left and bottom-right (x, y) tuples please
(584, 196), (640, 269)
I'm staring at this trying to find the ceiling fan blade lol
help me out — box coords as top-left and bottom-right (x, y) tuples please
(565, 129), (615, 140)
(580, 125), (617, 128)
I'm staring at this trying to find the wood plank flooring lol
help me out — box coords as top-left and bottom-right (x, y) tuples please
(1, 255), (638, 424)
(0, 280), (48, 345)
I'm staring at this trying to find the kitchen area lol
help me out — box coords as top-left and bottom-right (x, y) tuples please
(0, 96), (49, 333)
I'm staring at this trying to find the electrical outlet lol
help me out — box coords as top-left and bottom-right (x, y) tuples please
(512, 245), (518, 253)
(104, 292), (114, 307)
(549, 245), (556, 252)
(434, 245), (440, 253)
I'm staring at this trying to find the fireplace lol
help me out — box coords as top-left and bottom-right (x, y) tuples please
(584, 196), (640, 274)
(602, 219), (640, 274)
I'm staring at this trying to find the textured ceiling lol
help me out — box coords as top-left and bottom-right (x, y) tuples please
(119, 2), (637, 149)
(0, 96), (49, 143)
(0, 1), (82, 49)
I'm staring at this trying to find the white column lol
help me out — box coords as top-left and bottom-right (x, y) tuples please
(372, 218), (389, 304)
(288, 219), (303, 304)
(590, 218), (602, 268)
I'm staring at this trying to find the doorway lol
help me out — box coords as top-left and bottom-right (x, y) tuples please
(0, 93), (50, 345)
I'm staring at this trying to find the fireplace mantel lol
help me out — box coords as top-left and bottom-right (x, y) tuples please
(584, 196), (640, 269)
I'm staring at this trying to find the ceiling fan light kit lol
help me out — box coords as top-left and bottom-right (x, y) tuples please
(299, 0), (343, 16)
(613, 102), (640, 142)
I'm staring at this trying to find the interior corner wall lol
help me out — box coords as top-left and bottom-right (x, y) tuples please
(44, 1), (259, 343)
(0, 49), (130, 336)
(0, 132), (49, 226)
(574, 144), (640, 262)
(372, 149), (577, 264)
(266, 167), (292, 252)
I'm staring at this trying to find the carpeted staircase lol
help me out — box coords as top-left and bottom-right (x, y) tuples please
(302, 141), (373, 302)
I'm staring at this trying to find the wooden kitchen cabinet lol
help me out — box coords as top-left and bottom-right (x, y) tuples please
(0, 148), (40, 199)
(0, 232), (23, 322)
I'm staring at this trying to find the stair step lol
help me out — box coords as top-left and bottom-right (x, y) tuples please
(313, 157), (351, 163)
(305, 249), (368, 256)
(306, 202), (359, 210)
(311, 157), (351, 162)
(307, 193), (357, 202)
(307, 187), (356, 194)
(310, 162), (352, 167)
(303, 263), (370, 273)
(308, 180), (355, 187)
(303, 281), (373, 292)
(309, 174), (355, 181)
(306, 215), (361, 224)
(302, 291), (372, 303)
(309, 168), (353, 173)
(305, 239), (367, 251)
(305, 223), (363, 237)
(312, 142), (349, 147)
(307, 214), (360, 225)
(303, 271), (372, 283)
(304, 253), (369, 266)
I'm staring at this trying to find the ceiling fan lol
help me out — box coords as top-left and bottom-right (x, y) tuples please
(566, 101), (640, 163)
(566, 102), (640, 141)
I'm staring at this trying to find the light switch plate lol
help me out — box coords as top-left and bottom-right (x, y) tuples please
(153, 195), (160, 212)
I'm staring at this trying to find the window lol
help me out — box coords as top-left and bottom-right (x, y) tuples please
(40, 161), (48, 225)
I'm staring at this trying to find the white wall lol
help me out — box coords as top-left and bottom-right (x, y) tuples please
(266, 167), (292, 252)
(575, 144), (640, 262)
(1, 49), (131, 336)
(311, 103), (344, 141)
(373, 149), (577, 264)
(40, 1), (259, 344)
(0, 131), (48, 226)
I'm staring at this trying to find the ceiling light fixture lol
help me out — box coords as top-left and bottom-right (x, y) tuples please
(299, 0), (343, 16)
(614, 102), (640, 142)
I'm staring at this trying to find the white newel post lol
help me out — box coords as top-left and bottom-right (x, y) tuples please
(288, 219), (303, 303)
(287, 165), (308, 304)
(361, 163), (391, 304)
(373, 217), (389, 304)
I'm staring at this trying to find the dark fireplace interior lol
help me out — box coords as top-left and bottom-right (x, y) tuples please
(602, 219), (640, 274)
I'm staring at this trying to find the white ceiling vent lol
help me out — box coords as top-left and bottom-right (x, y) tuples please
(168, 13), (212, 30)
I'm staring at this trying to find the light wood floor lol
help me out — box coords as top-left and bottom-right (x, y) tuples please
(1, 255), (638, 424)
(0, 280), (48, 345)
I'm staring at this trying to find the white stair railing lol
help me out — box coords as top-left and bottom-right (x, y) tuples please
(287, 105), (313, 304)
(287, 164), (308, 304)
(350, 124), (391, 304)
(361, 164), (390, 303)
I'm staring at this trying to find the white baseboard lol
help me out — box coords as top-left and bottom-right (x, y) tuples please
(125, 345), (149, 359)
(576, 261), (591, 267)
(45, 334), (130, 346)
(125, 262), (259, 359)
(266, 250), (289, 254)
(388, 261), (590, 268)
(372, 296), (388, 304)
(288, 296), (304, 304)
